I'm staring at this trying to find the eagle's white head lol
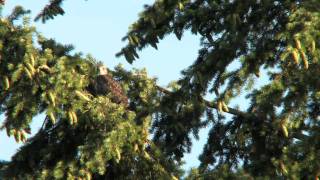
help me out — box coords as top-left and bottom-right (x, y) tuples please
(98, 65), (108, 75)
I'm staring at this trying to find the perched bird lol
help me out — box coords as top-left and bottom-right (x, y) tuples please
(88, 64), (128, 106)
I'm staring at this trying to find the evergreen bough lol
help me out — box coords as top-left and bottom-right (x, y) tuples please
(1, 1), (320, 179)
(0, 6), (181, 179)
(119, 0), (320, 178)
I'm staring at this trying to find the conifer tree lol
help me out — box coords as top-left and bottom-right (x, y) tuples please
(118, 0), (320, 179)
(1, 1), (320, 179)
(0, 5), (182, 180)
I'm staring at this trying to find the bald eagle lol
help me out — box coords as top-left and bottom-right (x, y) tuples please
(88, 65), (128, 107)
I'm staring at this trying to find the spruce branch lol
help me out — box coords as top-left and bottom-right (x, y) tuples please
(155, 85), (308, 140)
(156, 85), (248, 118)
(35, 0), (65, 23)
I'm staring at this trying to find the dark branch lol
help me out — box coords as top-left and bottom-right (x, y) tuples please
(35, 0), (65, 23)
(155, 85), (308, 140)
(156, 85), (248, 117)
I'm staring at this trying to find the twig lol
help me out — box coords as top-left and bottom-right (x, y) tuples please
(156, 85), (249, 118)
(155, 85), (308, 140)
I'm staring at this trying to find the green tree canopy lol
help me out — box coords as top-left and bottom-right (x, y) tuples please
(0, 6), (181, 179)
(118, 0), (320, 178)
(1, 0), (320, 179)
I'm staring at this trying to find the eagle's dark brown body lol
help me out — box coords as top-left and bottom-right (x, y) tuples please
(96, 73), (128, 106)
(88, 66), (128, 107)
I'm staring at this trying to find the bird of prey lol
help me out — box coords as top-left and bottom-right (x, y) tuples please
(88, 64), (128, 107)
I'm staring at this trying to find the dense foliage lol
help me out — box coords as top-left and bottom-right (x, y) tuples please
(118, 0), (320, 179)
(1, 0), (320, 179)
(0, 6), (181, 179)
